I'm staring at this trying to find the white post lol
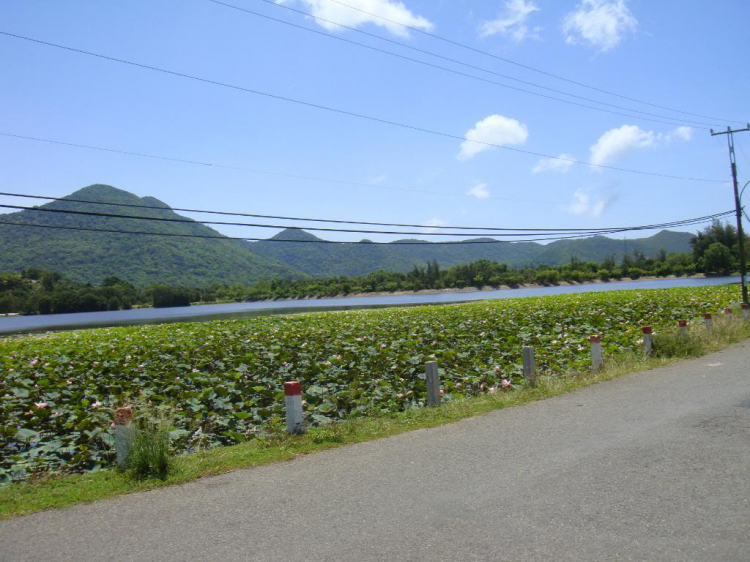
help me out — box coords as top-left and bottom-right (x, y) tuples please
(678, 320), (688, 337)
(425, 361), (441, 407)
(743, 303), (749, 320)
(522, 346), (536, 387)
(704, 313), (713, 329)
(589, 335), (603, 374)
(114, 406), (135, 469)
(725, 307), (734, 321)
(284, 381), (305, 434)
(642, 326), (653, 356)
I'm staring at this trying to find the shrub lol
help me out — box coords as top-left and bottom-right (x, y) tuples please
(127, 417), (172, 480)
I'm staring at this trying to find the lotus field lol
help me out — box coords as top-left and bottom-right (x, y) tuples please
(0, 284), (742, 482)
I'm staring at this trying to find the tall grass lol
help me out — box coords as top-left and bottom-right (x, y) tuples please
(652, 316), (748, 359)
(126, 416), (172, 481)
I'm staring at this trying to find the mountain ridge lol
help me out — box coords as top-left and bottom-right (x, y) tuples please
(0, 185), (697, 284)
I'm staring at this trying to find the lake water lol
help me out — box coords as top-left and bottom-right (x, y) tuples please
(0, 276), (741, 336)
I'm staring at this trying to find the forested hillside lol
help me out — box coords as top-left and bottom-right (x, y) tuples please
(0, 185), (300, 286)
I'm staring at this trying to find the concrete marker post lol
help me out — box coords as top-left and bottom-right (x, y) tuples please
(114, 406), (135, 469)
(725, 308), (734, 321)
(743, 303), (749, 321)
(678, 320), (688, 337)
(425, 361), (441, 407)
(589, 335), (603, 374)
(522, 346), (536, 387)
(642, 327), (653, 356)
(704, 313), (713, 330)
(284, 381), (305, 435)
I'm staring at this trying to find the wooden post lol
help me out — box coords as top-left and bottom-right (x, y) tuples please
(642, 326), (653, 356)
(114, 406), (135, 469)
(589, 335), (603, 374)
(522, 346), (536, 387)
(284, 381), (305, 434)
(704, 313), (713, 329)
(678, 320), (688, 337)
(425, 361), (441, 407)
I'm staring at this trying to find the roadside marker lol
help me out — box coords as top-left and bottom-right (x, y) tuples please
(114, 406), (135, 469)
(425, 361), (441, 407)
(742, 303), (749, 320)
(522, 346), (537, 387)
(589, 335), (603, 374)
(678, 320), (688, 337)
(284, 381), (305, 434)
(725, 307), (734, 320)
(704, 313), (713, 329)
(642, 326), (653, 356)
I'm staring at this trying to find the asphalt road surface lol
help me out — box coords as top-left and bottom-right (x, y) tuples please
(2, 342), (749, 561)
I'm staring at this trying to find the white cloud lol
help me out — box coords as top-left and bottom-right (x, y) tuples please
(280, 0), (433, 38)
(590, 125), (656, 166)
(480, 0), (540, 42)
(467, 182), (491, 199)
(422, 218), (446, 233)
(667, 126), (693, 142)
(532, 153), (575, 174)
(589, 125), (693, 166)
(565, 188), (616, 218)
(458, 114), (529, 161)
(563, 0), (637, 53)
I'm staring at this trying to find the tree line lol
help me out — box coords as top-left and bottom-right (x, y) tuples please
(1, 221), (746, 316)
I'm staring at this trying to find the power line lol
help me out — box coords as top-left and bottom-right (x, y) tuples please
(0, 132), (566, 205)
(210, 0), (712, 129)
(0, 203), (731, 238)
(0, 191), (733, 234)
(0, 213), (730, 245)
(0, 31), (726, 183)
(322, 0), (747, 125)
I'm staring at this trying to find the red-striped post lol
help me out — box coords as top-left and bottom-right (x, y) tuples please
(704, 313), (713, 329)
(284, 381), (305, 435)
(725, 307), (734, 320)
(589, 335), (603, 373)
(114, 406), (135, 469)
(642, 327), (653, 356)
(743, 303), (749, 320)
(678, 320), (688, 337)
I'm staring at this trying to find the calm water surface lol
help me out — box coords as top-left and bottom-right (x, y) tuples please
(0, 276), (740, 336)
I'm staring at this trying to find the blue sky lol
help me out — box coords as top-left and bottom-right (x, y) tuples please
(1, 0), (748, 243)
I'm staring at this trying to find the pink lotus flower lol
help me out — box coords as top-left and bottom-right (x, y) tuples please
(501, 379), (512, 388)
(381, 344), (387, 349)
(34, 401), (48, 409)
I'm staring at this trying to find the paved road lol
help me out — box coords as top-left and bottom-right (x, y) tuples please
(3, 343), (750, 561)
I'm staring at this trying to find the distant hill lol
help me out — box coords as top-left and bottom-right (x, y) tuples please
(0, 185), (300, 286)
(0, 185), (696, 285)
(250, 228), (695, 277)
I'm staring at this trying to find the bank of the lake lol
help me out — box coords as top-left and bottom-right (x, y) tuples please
(0, 275), (741, 335)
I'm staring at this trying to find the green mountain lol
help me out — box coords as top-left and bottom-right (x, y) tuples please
(0, 185), (696, 285)
(250, 228), (695, 277)
(0, 185), (300, 286)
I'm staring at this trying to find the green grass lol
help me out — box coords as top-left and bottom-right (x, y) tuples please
(2, 316), (748, 520)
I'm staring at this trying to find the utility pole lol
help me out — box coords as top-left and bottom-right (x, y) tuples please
(710, 125), (750, 305)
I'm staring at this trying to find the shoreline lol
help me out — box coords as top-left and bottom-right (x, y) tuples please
(190, 274), (710, 306)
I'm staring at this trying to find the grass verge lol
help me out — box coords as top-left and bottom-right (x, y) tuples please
(2, 319), (749, 519)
